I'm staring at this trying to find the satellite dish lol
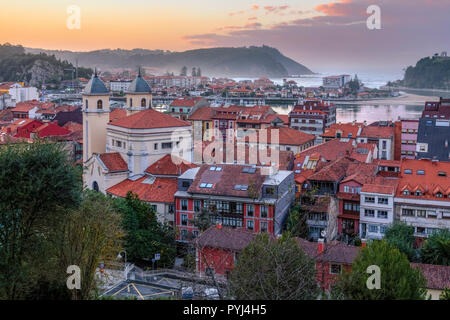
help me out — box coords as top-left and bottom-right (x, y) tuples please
(320, 230), (327, 238)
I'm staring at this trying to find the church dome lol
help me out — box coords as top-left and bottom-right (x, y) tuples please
(126, 71), (151, 93)
(83, 73), (109, 95)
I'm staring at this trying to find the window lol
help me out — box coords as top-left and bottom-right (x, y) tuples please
(417, 170), (425, 175)
(97, 100), (103, 109)
(436, 192), (443, 198)
(261, 206), (268, 218)
(205, 268), (214, 276)
(180, 229), (188, 240)
(266, 187), (275, 195)
(181, 214), (188, 226)
(152, 205), (157, 212)
(246, 204), (254, 216)
(130, 98), (133, 107)
(194, 200), (201, 212)
(416, 227), (426, 235)
(403, 190), (410, 195)
(378, 197), (388, 205)
(344, 202), (353, 211)
(438, 171), (447, 177)
(402, 208), (414, 217)
(404, 169), (412, 174)
(344, 186), (350, 193)
(181, 199), (188, 211)
(415, 190), (422, 196)
(162, 142), (172, 149)
(260, 221), (268, 233)
(141, 98), (146, 107)
(85, 100), (89, 109)
(427, 211), (437, 218)
(377, 210), (388, 219)
(368, 225), (378, 233)
(353, 204), (360, 212)
(182, 181), (190, 188)
(247, 220), (254, 230)
(364, 209), (375, 217)
(365, 196), (375, 203)
(380, 225), (387, 234)
(382, 140), (387, 149)
(154, 143), (158, 150)
(116, 140), (122, 148)
(417, 210), (426, 218)
(168, 205), (174, 213)
(330, 264), (341, 274)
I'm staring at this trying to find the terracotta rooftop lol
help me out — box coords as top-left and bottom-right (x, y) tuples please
(109, 108), (190, 129)
(145, 154), (197, 176)
(107, 176), (178, 203)
(297, 238), (360, 265)
(99, 152), (128, 172)
(193, 226), (256, 251)
(411, 263), (450, 290)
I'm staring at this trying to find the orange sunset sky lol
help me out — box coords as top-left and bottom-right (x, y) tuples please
(1, 0), (449, 73)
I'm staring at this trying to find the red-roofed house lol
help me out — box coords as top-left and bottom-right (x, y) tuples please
(167, 96), (209, 120)
(357, 122), (395, 160)
(394, 159), (450, 243)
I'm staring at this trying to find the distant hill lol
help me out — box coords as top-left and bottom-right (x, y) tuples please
(398, 53), (450, 89)
(25, 45), (314, 78)
(0, 43), (92, 87)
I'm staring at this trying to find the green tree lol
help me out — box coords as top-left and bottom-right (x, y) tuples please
(384, 222), (416, 261)
(0, 141), (81, 299)
(113, 192), (176, 267)
(440, 288), (450, 300)
(180, 66), (187, 76)
(230, 233), (319, 300)
(286, 205), (309, 239)
(189, 207), (214, 232)
(53, 190), (124, 299)
(420, 229), (450, 266)
(332, 240), (427, 300)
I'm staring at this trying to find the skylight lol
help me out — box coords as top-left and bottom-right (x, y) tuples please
(200, 183), (207, 188)
(417, 170), (425, 175)
(242, 167), (256, 174)
(234, 184), (249, 191)
(404, 169), (412, 174)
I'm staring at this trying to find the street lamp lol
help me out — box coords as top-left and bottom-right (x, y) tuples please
(117, 250), (127, 280)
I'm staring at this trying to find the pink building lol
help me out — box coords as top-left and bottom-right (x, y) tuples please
(400, 120), (419, 159)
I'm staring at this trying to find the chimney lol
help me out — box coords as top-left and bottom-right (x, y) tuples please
(318, 238), (325, 254)
(361, 239), (367, 248)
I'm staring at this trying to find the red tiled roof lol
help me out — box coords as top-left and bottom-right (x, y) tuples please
(109, 108), (127, 122)
(188, 107), (215, 121)
(322, 122), (364, 138)
(361, 184), (395, 195)
(107, 176), (178, 203)
(145, 154), (197, 176)
(170, 97), (203, 107)
(188, 164), (267, 198)
(99, 153), (128, 172)
(396, 159), (450, 199)
(109, 109), (190, 129)
(193, 226), (256, 251)
(411, 263), (450, 290)
(360, 125), (394, 139)
(246, 127), (315, 146)
(297, 238), (360, 265)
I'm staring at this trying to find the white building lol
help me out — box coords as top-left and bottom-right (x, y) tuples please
(9, 84), (39, 104)
(322, 75), (351, 89)
(109, 80), (132, 93)
(394, 159), (450, 238)
(83, 72), (194, 224)
(360, 181), (397, 239)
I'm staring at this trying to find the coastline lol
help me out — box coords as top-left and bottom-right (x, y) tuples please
(334, 92), (439, 106)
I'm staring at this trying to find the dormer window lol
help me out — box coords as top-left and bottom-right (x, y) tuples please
(415, 191), (422, 196)
(403, 190), (410, 195)
(436, 192), (443, 198)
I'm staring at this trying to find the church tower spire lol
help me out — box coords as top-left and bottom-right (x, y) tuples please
(125, 68), (152, 116)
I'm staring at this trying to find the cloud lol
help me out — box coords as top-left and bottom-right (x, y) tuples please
(229, 10), (245, 17)
(184, 0), (450, 73)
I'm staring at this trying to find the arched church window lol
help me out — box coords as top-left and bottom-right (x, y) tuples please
(130, 98), (133, 107)
(97, 100), (103, 109)
(92, 181), (99, 192)
(86, 100), (89, 109)
(141, 98), (146, 107)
